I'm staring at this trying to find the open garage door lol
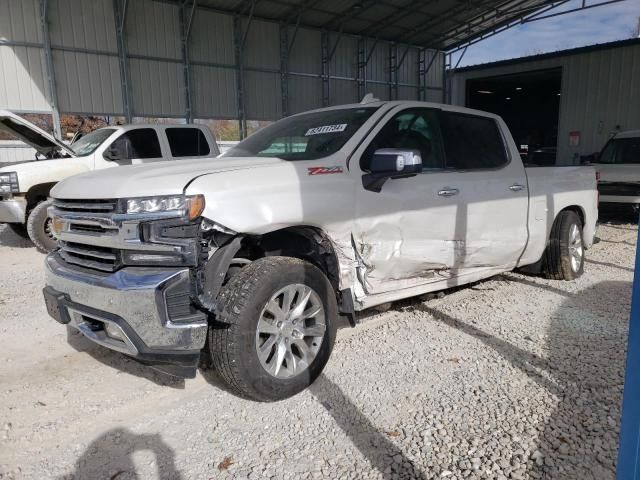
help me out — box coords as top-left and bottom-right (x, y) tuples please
(466, 68), (562, 165)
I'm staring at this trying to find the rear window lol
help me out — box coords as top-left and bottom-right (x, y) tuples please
(440, 112), (508, 170)
(166, 128), (210, 157)
(599, 137), (640, 164)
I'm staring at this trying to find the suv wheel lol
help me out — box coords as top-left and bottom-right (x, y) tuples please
(26, 200), (58, 254)
(209, 256), (337, 401)
(543, 210), (584, 280)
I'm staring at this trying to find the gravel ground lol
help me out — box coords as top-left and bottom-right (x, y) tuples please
(0, 213), (635, 480)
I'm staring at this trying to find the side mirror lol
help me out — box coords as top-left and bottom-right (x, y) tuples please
(362, 149), (423, 192)
(103, 145), (124, 162)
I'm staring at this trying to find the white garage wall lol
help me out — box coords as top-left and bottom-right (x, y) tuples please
(450, 40), (640, 164)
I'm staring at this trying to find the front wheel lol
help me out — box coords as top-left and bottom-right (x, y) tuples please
(209, 256), (337, 401)
(543, 210), (584, 281)
(26, 200), (58, 254)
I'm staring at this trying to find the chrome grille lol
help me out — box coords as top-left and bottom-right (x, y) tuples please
(53, 198), (118, 213)
(58, 241), (118, 272)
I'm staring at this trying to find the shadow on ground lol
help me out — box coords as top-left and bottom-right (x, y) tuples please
(62, 428), (182, 480)
(417, 279), (627, 479)
(66, 327), (185, 389)
(0, 224), (33, 249)
(309, 374), (426, 479)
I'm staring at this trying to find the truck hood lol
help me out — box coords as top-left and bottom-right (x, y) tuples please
(51, 156), (284, 199)
(0, 110), (75, 157)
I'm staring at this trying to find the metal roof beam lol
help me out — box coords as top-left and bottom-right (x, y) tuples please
(397, 0), (501, 45)
(427, 0), (561, 47)
(355, 0), (431, 38)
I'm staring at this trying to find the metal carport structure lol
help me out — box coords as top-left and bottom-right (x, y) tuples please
(0, 0), (624, 139)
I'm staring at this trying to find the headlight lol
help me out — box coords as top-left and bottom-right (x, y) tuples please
(125, 194), (205, 220)
(0, 172), (19, 193)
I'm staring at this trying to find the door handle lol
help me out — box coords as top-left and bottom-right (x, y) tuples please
(509, 183), (525, 192)
(438, 187), (459, 197)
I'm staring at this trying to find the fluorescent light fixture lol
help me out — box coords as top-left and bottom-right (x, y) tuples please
(477, 90), (493, 94)
(505, 97), (511, 100)
(515, 87), (523, 91)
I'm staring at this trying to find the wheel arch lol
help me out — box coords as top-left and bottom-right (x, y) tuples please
(198, 225), (355, 325)
(25, 182), (57, 208)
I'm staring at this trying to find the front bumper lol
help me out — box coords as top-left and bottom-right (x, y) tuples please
(0, 195), (27, 223)
(44, 252), (208, 377)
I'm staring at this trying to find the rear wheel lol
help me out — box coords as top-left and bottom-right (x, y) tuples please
(209, 256), (337, 401)
(543, 210), (584, 280)
(26, 200), (57, 254)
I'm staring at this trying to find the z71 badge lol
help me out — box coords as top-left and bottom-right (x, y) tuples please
(307, 166), (344, 175)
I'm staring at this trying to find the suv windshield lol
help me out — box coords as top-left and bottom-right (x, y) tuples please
(598, 137), (640, 164)
(71, 128), (116, 157)
(223, 107), (378, 160)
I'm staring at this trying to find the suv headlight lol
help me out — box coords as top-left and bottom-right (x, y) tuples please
(125, 194), (205, 220)
(0, 172), (19, 194)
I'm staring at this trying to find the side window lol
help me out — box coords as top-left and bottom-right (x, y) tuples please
(440, 112), (508, 170)
(166, 128), (211, 157)
(111, 129), (161, 159)
(361, 108), (444, 171)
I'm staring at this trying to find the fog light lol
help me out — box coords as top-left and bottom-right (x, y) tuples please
(104, 322), (124, 341)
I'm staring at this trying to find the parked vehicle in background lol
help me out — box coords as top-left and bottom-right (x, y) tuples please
(524, 147), (557, 166)
(43, 99), (598, 401)
(0, 111), (219, 252)
(592, 130), (640, 211)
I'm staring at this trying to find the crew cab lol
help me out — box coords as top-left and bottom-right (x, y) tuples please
(0, 111), (219, 252)
(42, 99), (597, 401)
(592, 130), (640, 210)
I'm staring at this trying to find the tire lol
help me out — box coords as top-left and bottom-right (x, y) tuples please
(209, 256), (338, 401)
(26, 200), (57, 254)
(543, 210), (584, 281)
(7, 223), (29, 239)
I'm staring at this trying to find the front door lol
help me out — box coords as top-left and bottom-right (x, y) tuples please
(107, 128), (165, 165)
(351, 106), (460, 295)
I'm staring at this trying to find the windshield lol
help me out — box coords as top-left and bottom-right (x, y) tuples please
(222, 107), (378, 160)
(598, 137), (640, 164)
(71, 128), (116, 157)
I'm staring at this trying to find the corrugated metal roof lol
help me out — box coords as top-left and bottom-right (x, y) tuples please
(184, 0), (556, 50)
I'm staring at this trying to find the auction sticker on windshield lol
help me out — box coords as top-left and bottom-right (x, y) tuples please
(305, 124), (347, 136)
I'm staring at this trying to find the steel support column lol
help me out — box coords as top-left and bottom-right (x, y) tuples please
(40, 0), (61, 138)
(233, 16), (247, 138)
(321, 31), (330, 107)
(179, 0), (197, 123)
(280, 24), (289, 117)
(417, 48), (425, 100)
(357, 38), (367, 100)
(113, 0), (132, 122)
(389, 43), (398, 100)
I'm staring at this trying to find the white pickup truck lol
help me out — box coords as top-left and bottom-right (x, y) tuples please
(43, 100), (598, 401)
(592, 129), (640, 211)
(0, 111), (219, 252)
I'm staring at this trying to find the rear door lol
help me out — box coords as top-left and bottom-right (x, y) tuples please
(437, 110), (529, 271)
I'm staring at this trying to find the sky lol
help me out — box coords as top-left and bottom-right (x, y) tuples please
(457, 0), (640, 67)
